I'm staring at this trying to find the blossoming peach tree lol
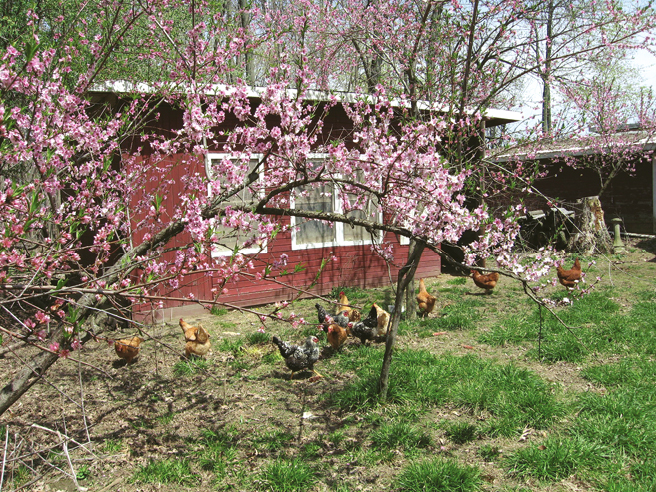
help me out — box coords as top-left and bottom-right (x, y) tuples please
(1, 0), (654, 412)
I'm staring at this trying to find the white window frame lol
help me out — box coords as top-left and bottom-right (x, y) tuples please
(206, 152), (267, 257)
(290, 154), (383, 250)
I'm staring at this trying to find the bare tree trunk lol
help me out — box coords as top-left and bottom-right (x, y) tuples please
(568, 196), (612, 254)
(541, 0), (554, 135)
(404, 239), (420, 320)
(378, 240), (425, 401)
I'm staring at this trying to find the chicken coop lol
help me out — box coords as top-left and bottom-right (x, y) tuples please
(90, 83), (522, 321)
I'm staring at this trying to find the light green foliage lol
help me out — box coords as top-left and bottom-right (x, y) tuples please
(443, 421), (478, 444)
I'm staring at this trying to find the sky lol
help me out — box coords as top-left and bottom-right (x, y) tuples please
(631, 49), (656, 90)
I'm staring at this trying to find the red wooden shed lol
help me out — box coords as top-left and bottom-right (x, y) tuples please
(91, 83), (522, 321)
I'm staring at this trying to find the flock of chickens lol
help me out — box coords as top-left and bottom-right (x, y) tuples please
(113, 259), (582, 380)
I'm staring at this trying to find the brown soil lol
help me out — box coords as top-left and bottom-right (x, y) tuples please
(1, 237), (656, 492)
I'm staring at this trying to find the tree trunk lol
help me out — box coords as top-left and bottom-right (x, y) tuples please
(404, 240), (420, 320)
(378, 240), (425, 401)
(541, 0), (554, 135)
(568, 196), (612, 254)
(0, 333), (63, 415)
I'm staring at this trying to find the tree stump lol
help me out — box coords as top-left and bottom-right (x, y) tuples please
(568, 196), (612, 254)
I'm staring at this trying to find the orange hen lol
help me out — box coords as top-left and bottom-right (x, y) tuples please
(114, 336), (144, 364)
(336, 291), (353, 316)
(372, 303), (390, 337)
(179, 318), (211, 357)
(416, 278), (437, 317)
(327, 323), (348, 350)
(471, 270), (499, 294)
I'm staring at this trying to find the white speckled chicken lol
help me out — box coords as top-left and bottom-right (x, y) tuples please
(272, 335), (322, 380)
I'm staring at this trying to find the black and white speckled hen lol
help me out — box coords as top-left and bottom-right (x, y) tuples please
(350, 305), (379, 345)
(272, 335), (322, 380)
(315, 303), (349, 332)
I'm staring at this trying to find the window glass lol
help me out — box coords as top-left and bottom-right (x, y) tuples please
(294, 184), (336, 246)
(207, 155), (263, 256)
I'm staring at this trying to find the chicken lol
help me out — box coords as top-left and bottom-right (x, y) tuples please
(327, 323), (348, 351)
(114, 336), (144, 364)
(348, 309), (361, 323)
(471, 269), (500, 294)
(373, 303), (390, 337)
(179, 318), (211, 357)
(557, 258), (581, 289)
(315, 303), (349, 331)
(350, 305), (379, 345)
(416, 278), (437, 317)
(336, 291), (353, 317)
(272, 335), (322, 380)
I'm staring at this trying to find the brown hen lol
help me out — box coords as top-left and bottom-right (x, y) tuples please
(557, 258), (581, 289)
(327, 323), (348, 350)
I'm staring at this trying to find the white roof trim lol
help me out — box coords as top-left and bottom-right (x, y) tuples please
(90, 80), (523, 125)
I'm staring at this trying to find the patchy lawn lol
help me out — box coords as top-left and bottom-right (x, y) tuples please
(2, 238), (656, 491)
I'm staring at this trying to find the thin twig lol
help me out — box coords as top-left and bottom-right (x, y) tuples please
(78, 359), (91, 446)
(29, 425), (98, 459)
(0, 425), (8, 492)
(59, 434), (81, 491)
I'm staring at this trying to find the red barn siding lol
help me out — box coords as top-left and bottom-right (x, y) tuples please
(140, 227), (441, 322)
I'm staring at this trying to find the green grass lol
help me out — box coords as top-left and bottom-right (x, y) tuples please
(247, 330), (270, 344)
(329, 349), (563, 437)
(480, 288), (635, 362)
(250, 430), (295, 453)
(478, 444), (501, 461)
(442, 421), (479, 444)
(210, 305), (228, 316)
(504, 435), (609, 481)
(218, 338), (245, 356)
(131, 458), (198, 486)
(195, 427), (240, 476)
(396, 458), (482, 491)
(258, 458), (316, 491)
(26, 262), (656, 491)
(102, 439), (123, 453)
(172, 357), (209, 376)
(370, 422), (431, 453)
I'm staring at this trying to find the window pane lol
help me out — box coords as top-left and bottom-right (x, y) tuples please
(294, 184), (336, 245)
(209, 157), (261, 255)
(344, 185), (379, 243)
